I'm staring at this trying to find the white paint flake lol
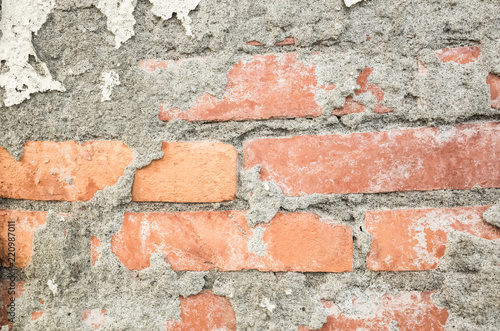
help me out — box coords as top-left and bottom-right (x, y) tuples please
(149, 0), (202, 37)
(344, 0), (363, 7)
(96, 0), (137, 48)
(47, 279), (58, 294)
(0, 0), (65, 107)
(100, 70), (120, 101)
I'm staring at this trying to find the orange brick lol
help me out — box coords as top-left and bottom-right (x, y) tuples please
(158, 53), (335, 122)
(244, 122), (500, 196)
(0, 210), (48, 268)
(435, 46), (480, 64)
(246, 40), (264, 46)
(0, 141), (133, 201)
(31, 310), (43, 321)
(333, 67), (390, 115)
(299, 291), (448, 331)
(275, 37), (295, 46)
(165, 290), (236, 330)
(111, 211), (352, 272)
(366, 206), (500, 271)
(131, 142), (237, 203)
(487, 73), (500, 109)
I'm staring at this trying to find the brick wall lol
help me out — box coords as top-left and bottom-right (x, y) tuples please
(1, 0), (500, 330)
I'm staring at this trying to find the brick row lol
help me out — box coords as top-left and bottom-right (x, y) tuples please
(244, 122), (500, 196)
(110, 211), (352, 272)
(0, 141), (237, 203)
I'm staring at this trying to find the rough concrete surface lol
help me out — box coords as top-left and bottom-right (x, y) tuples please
(1, 0), (500, 330)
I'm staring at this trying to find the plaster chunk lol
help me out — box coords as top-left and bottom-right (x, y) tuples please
(344, 0), (363, 7)
(149, 0), (202, 36)
(95, 0), (137, 48)
(0, 0), (65, 107)
(100, 70), (120, 101)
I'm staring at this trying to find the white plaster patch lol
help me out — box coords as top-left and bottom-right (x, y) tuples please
(100, 70), (120, 101)
(149, 0), (202, 37)
(260, 297), (276, 312)
(0, 0), (65, 107)
(96, 0), (137, 48)
(47, 279), (58, 294)
(344, 0), (363, 7)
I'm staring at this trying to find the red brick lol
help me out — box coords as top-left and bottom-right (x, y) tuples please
(275, 37), (295, 46)
(165, 290), (236, 330)
(81, 309), (108, 330)
(0, 210), (48, 268)
(366, 206), (500, 271)
(110, 211), (352, 272)
(31, 310), (43, 321)
(0, 141), (133, 201)
(244, 121), (500, 196)
(299, 291), (448, 331)
(435, 46), (480, 64)
(333, 67), (390, 115)
(131, 142), (237, 203)
(158, 53), (335, 122)
(487, 73), (500, 109)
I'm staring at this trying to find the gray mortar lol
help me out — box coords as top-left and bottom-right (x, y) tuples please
(484, 201), (500, 228)
(1, 0), (500, 330)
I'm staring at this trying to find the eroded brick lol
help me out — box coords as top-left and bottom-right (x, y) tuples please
(111, 212), (352, 272)
(299, 291), (448, 331)
(165, 290), (236, 331)
(366, 206), (500, 271)
(0, 210), (48, 268)
(0, 141), (133, 201)
(435, 46), (480, 64)
(158, 53), (335, 122)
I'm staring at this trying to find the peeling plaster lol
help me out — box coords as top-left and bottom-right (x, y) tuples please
(95, 0), (137, 48)
(100, 70), (120, 101)
(149, 0), (202, 37)
(344, 0), (364, 7)
(0, 0), (65, 107)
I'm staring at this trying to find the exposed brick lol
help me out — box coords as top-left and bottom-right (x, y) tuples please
(138, 57), (206, 72)
(138, 59), (170, 72)
(487, 73), (500, 109)
(158, 53), (335, 122)
(0, 141), (133, 201)
(81, 309), (108, 330)
(111, 211), (352, 272)
(131, 142), (237, 203)
(333, 67), (390, 115)
(244, 122), (500, 196)
(366, 206), (500, 271)
(31, 310), (43, 321)
(91, 236), (101, 266)
(165, 290), (236, 330)
(0, 210), (48, 268)
(275, 37), (295, 46)
(299, 291), (448, 331)
(435, 46), (480, 64)
(246, 40), (264, 46)
(0, 280), (25, 330)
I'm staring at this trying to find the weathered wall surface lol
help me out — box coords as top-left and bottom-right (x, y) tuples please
(1, 0), (500, 330)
